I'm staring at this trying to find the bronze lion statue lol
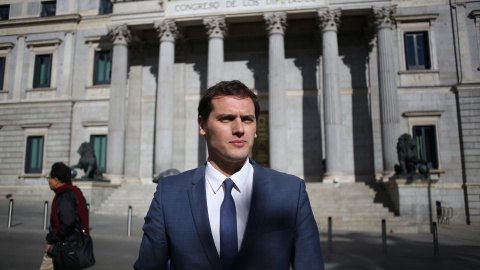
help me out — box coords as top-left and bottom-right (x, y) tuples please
(394, 134), (422, 176)
(71, 142), (104, 180)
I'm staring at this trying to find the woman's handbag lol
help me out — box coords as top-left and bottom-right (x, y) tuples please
(51, 229), (95, 270)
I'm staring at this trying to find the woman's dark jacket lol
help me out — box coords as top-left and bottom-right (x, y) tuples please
(46, 189), (85, 244)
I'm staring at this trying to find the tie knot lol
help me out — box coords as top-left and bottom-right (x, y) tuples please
(224, 178), (235, 194)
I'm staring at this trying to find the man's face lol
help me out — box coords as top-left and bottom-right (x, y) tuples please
(198, 95), (257, 171)
(48, 172), (57, 191)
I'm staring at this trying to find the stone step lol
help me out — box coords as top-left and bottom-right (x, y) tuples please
(306, 182), (417, 232)
(95, 181), (419, 232)
(96, 183), (156, 217)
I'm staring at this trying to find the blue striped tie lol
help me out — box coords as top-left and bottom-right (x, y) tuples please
(220, 178), (237, 270)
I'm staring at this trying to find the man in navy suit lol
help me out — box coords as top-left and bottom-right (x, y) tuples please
(134, 80), (324, 270)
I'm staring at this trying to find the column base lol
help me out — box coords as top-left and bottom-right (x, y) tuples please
(103, 174), (125, 185)
(379, 171), (395, 182)
(322, 173), (354, 183)
(124, 176), (141, 184)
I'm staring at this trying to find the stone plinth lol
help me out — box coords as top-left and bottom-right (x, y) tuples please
(382, 177), (439, 233)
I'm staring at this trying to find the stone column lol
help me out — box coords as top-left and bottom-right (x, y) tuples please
(124, 43), (143, 183)
(204, 16), (227, 87)
(265, 12), (288, 172)
(12, 35), (26, 101)
(373, 7), (400, 177)
(106, 24), (131, 183)
(317, 9), (345, 182)
(154, 20), (178, 175)
(60, 31), (75, 98)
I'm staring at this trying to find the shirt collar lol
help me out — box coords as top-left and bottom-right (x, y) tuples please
(205, 159), (252, 194)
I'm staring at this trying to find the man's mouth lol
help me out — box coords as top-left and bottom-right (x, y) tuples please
(230, 140), (247, 147)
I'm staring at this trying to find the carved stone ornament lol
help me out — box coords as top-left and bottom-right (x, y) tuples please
(264, 12), (287, 35)
(204, 16), (227, 38)
(158, 0), (163, 9)
(108, 24), (132, 45)
(155, 20), (179, 42)
(373, 6), (396, 29)
(317, 9), (341, 32)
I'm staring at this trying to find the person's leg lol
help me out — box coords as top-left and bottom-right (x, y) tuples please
(39, 254), (54, 270)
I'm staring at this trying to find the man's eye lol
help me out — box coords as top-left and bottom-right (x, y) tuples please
(242, 117), (254, 123)
(219, 117), (233, 122)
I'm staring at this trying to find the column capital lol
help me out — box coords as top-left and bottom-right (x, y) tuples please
(264, 12), (287, 35)
(108, 24), (132, 45)
(317, 8), (341, 32)
(372, 6), (396, 30)
(203, 16), (227, 39)
(155, 19), (179, 42)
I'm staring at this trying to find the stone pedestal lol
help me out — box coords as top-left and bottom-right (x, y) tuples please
(382, 177), (439, 233)
(72, 181), (120, 213)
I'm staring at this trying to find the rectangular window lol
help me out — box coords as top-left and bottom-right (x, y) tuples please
(0, 5), (9, 20)
(0, 57), (5, 90)
(413, 126), (438, 169)
(25, 136), (44, 174)
(41, 1), (56, 17)
(99, 0), (113, 15)
(404, 32), (431, 70)
(33, 54), (52, 88)
(93, 50), (112, 85)
(90, 135), (107, 173)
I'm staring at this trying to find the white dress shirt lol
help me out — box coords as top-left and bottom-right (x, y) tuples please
(205, 159), (254, 255)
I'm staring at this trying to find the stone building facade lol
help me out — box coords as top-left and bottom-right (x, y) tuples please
(0, 0), (479, 227)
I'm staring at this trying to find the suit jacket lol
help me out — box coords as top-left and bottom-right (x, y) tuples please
(134, 159), (324, 270)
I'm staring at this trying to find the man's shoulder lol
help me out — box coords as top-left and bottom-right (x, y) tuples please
(252, 160), (303, 184)
(264, 167), (302, 181)
(159, 166), (204, 185)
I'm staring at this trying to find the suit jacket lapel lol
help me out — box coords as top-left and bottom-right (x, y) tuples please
(188, 166), (223, 270)
(236, 159), (271, 262)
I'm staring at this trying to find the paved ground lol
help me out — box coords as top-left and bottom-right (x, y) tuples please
(1, 198), (479, 270)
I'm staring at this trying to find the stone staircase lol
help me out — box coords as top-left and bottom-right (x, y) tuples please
(95, 182), (418, 233)
(307, 182), (418, 233)
(95, 183), (157, 217)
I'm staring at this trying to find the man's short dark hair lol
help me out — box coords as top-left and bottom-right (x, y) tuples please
(51, 162), (72, 183)
(198, 80), (260, 123)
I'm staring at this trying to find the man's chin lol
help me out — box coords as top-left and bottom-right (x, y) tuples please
(227, 156), (250, 164)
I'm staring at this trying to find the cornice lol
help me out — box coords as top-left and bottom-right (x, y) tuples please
(21, 123), (52, 129)
(394, 14), (439, 22)
(0, 14), (82, 28)
(402, 111), (444, 118)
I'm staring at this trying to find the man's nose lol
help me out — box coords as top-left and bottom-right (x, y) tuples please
(232, 118), (245, 136)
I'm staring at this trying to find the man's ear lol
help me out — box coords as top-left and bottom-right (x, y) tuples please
(198, 116), (206, 136)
